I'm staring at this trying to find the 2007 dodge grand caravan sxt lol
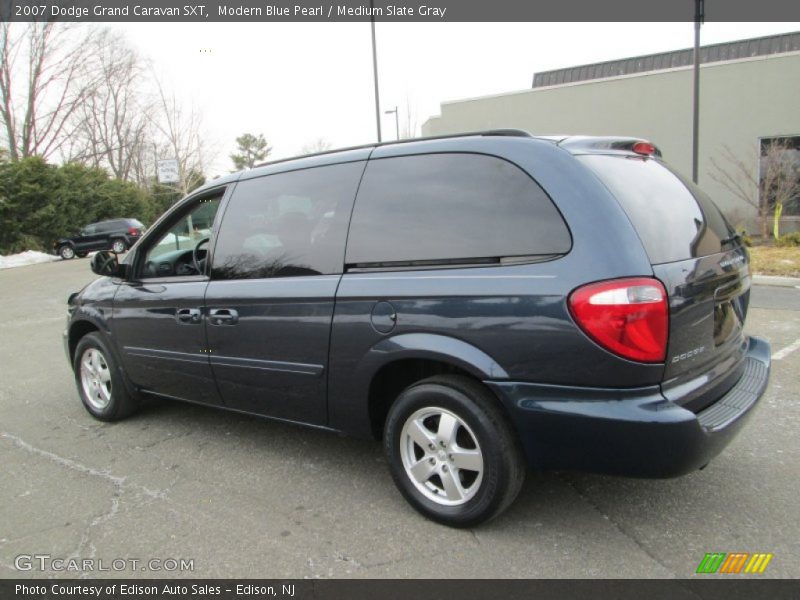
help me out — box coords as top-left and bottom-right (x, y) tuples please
(65, 130), (770, 526)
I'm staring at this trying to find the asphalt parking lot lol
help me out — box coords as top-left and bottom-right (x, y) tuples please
(1, 258), (798, 579)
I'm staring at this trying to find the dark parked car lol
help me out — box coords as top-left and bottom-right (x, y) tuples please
(64, 131), (770, 526)
(54, 218), (145, 259)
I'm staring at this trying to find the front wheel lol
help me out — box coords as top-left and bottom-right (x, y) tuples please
(59, 245), (75, 260)
(384, 375), (526, 527)
(73, 332), (139, 421)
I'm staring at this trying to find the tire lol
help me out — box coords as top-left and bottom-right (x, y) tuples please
(111, 239), (127, 254)
(59, 245), (75, 260)
(384, 375), (526, 527)
(73, 332), (139, 421)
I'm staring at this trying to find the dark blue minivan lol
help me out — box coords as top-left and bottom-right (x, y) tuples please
(65, 131), (770, 526)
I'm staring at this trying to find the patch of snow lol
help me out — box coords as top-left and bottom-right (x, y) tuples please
(0, 250), (60, 269)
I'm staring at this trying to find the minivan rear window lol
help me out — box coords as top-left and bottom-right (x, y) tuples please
(346, 153), (571, 267)
(578, 155), (735, 264)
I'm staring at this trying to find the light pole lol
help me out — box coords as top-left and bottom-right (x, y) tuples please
(692, 0), (704, 184)
(385, 106), (399, 140)
(370, 0), (382, 142)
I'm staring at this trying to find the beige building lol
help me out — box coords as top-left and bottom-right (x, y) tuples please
(422, 32), (800, 234)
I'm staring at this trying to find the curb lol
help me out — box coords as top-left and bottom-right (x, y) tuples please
(752, 274), (800, 288)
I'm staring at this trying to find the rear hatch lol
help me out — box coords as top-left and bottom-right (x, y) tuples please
(578, 153), (750, 412)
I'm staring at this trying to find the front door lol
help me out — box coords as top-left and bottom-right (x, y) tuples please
(204, 161), (366, 424)
(111, 190), (225, 405)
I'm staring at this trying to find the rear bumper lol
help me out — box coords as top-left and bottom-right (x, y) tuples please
(487, 336), (771, 478)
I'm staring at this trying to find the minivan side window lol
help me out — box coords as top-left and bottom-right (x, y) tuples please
(211, 161), (366, 279)
(345, 153), (571, 267)
(140, 194), (222, 278)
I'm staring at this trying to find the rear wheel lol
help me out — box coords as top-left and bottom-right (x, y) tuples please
(59, 245), (75, 260)
(111, 239), (127, 254)
(384, 375), (526, 527)
(73, 332), (139, 421)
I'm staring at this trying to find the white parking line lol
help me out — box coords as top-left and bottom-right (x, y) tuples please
(772, 338), (800, 361)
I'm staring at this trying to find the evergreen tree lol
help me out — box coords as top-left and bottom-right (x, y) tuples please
(230, 133), (271, 170)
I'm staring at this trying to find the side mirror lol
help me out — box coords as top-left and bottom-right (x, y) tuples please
(91, 251), (126, 278)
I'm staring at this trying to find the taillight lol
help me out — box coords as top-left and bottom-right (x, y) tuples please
(568, 277), (668, 363)
(128, 227), (139, 235)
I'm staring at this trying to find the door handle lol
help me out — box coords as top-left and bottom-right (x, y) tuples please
(176, 308), (202, 324)
(208, 308), (239, 325)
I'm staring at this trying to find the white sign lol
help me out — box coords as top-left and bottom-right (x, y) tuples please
(157, 158), (180, 184)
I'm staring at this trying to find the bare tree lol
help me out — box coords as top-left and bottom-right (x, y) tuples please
(68, 30), (152, 182)
(709, 139), (800, 238)
(400, 96), (419, 139)
(301, 137), (332, 154)
(761, 140), (800, 237)
(0, 22), (97, 161)
(151, 76), (209, 195)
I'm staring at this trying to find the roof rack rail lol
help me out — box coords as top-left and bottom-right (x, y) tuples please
(251, 129), (534, 170)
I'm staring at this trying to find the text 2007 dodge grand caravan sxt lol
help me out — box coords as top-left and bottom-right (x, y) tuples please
(65, 131), (770, 526)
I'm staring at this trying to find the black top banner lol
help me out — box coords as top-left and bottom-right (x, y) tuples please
(2, 0), (800, 22)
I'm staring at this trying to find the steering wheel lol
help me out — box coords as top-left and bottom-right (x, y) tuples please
(192, 237), (210, 274)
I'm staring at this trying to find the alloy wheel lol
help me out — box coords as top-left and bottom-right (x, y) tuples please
(80, 348), (112, 410)
(399, 406), (484, 506)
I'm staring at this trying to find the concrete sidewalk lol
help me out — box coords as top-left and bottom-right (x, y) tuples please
(752, 274), (800, 287)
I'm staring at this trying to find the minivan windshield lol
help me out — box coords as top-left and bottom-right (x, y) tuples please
(578, 155), (736, 264)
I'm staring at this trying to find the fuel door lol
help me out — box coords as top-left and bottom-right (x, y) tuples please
(370, 301), (397, 334)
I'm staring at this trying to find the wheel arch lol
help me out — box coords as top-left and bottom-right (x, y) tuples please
(354, 333), (510, 439)
(68, 316), (138, 398)
(67, 309), (116, 364)
(68, 320), (100, 364)
(57, 242), (76, 257)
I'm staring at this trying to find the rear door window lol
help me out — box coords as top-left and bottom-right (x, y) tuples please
(211, 161), (365, 279)
(578, 155), (735, 264)
(98, 222), (118, 233)
(345, 153), (571, 266)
